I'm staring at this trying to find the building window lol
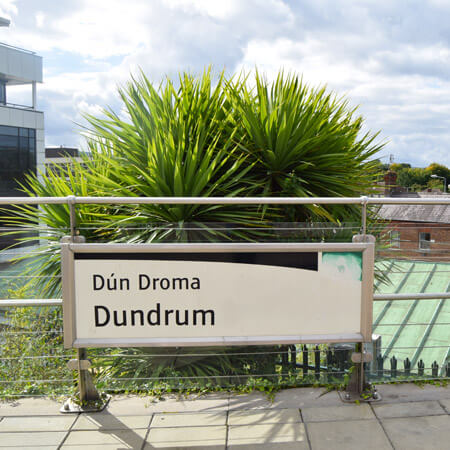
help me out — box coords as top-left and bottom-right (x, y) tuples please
(0, 124), (36, 196)
(390, 230), (400, 248)
(419, 232), (431, 250)
(0, 80), (5, 104)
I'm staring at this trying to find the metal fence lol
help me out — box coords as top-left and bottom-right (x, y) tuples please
(0, 195), (449, 399)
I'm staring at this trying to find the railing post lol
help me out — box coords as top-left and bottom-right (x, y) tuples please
(431, 361), (439, 377)
(390, 356), (397, 378)
(404, 357), (411, 377)
(314, 346), (321, 380)
(360, 195), (368, 235)
(303, 345), (309, 376)
(61, 197), (106, 413)
(418, 359), (425, 376)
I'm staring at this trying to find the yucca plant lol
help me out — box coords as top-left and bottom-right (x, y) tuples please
(0, 68), (384, 391)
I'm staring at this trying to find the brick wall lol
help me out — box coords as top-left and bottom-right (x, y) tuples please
(378, 221), (450, 262)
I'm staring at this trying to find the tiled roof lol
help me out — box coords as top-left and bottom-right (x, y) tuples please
(377, 204), (450, 224)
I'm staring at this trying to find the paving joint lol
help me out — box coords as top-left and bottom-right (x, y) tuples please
(299, 408), (313, 450)
(437, 399), (449, 414)
(225, 409), (230, 449)
(57, 411), (79, 450)
(369, 402), (396, 450)
(141, 413), (154, 450)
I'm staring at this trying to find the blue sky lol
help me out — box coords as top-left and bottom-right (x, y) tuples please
(1, 0), (449, 167)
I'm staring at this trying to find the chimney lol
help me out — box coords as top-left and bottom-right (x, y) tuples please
(384, 171), (397, 196)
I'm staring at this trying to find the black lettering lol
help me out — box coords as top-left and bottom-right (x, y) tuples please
(120, 278), (130, 291)
(93, 275), (104, 291)
(107, 273), (117, 290)
(191, 277), (200, 289)
(160, 278), (170, 290)
(131, 310), (144, 326)
(139, 274), (151, 290)
(147, 303), (161, 325)
(172, 277), (189, 290)
(176, 309), (189, 325)
(113, 310), (127, 326)
(94, 305), (110, 327)
(165, 309), (174, 324)
(193, 309), (215, 326)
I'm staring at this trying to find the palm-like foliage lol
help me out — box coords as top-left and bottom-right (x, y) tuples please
(227, 72), (382, 221)
(0, 69), (384, 389)
(1, 69), (384, 296)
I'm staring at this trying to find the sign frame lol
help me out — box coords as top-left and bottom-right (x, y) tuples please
(61, 241), (374, 349)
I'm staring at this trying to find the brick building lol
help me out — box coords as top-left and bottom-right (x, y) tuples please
(377, 198), (450, 262)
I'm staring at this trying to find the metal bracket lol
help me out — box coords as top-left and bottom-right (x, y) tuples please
(60, 395), (111, 413)
(60, 348), (108, 414)
(339, 385), (381, 403)
(351, 352), (373, 363)
(352, 234), (376, 244)
(67, 359), (91, 370)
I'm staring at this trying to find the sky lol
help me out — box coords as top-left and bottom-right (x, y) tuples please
(1, 0), (449, 167)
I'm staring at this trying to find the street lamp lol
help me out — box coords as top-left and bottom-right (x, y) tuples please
(430, 174), (447, 193)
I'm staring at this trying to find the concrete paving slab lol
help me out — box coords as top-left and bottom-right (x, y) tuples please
(0, 415), (76, 432)
(152, 411), (227, 427)
(62, 428), (147, 447)
(0, 398), (62, 416)
(228, 408), (301, 425)
(0, 447), (58, 450)
(228, 388), (341, 410)
(381, 415), (450, 450)
(72, 413), (151, 430)
(62, 447), (141, 450)
(373, 400), (446, 418)
(0, 431), (66, 447)
(301, 404), (375, 422)
(147, 425), (226, 448)
(144, 444), (224, 449)
(228, 423), (307, 445)
(439, 398), (450, 413)
(227, 392), (272, 410)
(376, 383), (449, 403)
(228, 443), (309, 450)
(106, 394), (229, 415)
(271, 388), (342, 409)
(306, 419), (392, 450)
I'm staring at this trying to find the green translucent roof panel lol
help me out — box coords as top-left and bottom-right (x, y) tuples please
(374, 260), (450, 375)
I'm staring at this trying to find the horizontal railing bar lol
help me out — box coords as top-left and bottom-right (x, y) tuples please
(2, 292), (449, 307)
(0, 195), (449, 206)
(373, 293), (450, 301)
(0, 299), (62, 307)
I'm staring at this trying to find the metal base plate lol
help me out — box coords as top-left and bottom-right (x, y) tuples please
(339, 389), (382, 403)
(60, 395), (111, 413)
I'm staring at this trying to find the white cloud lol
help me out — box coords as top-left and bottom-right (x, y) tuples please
(1, 0), (449, 166)
(35, 11), (45, 28)
(0, 0), (17, 18)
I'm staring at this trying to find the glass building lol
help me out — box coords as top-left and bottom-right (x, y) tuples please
(0, 125), (36, 196)
(0, 20), (44, 253)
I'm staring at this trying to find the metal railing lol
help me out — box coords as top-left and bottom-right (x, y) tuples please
(0, 195), (449, 399)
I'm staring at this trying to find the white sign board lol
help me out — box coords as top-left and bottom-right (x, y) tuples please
(61, 242), (374, 348)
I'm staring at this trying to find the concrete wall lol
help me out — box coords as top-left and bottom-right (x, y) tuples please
(0, 44), (42, 84)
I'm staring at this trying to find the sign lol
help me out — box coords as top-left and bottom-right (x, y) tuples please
(61, 242), (374, 348)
